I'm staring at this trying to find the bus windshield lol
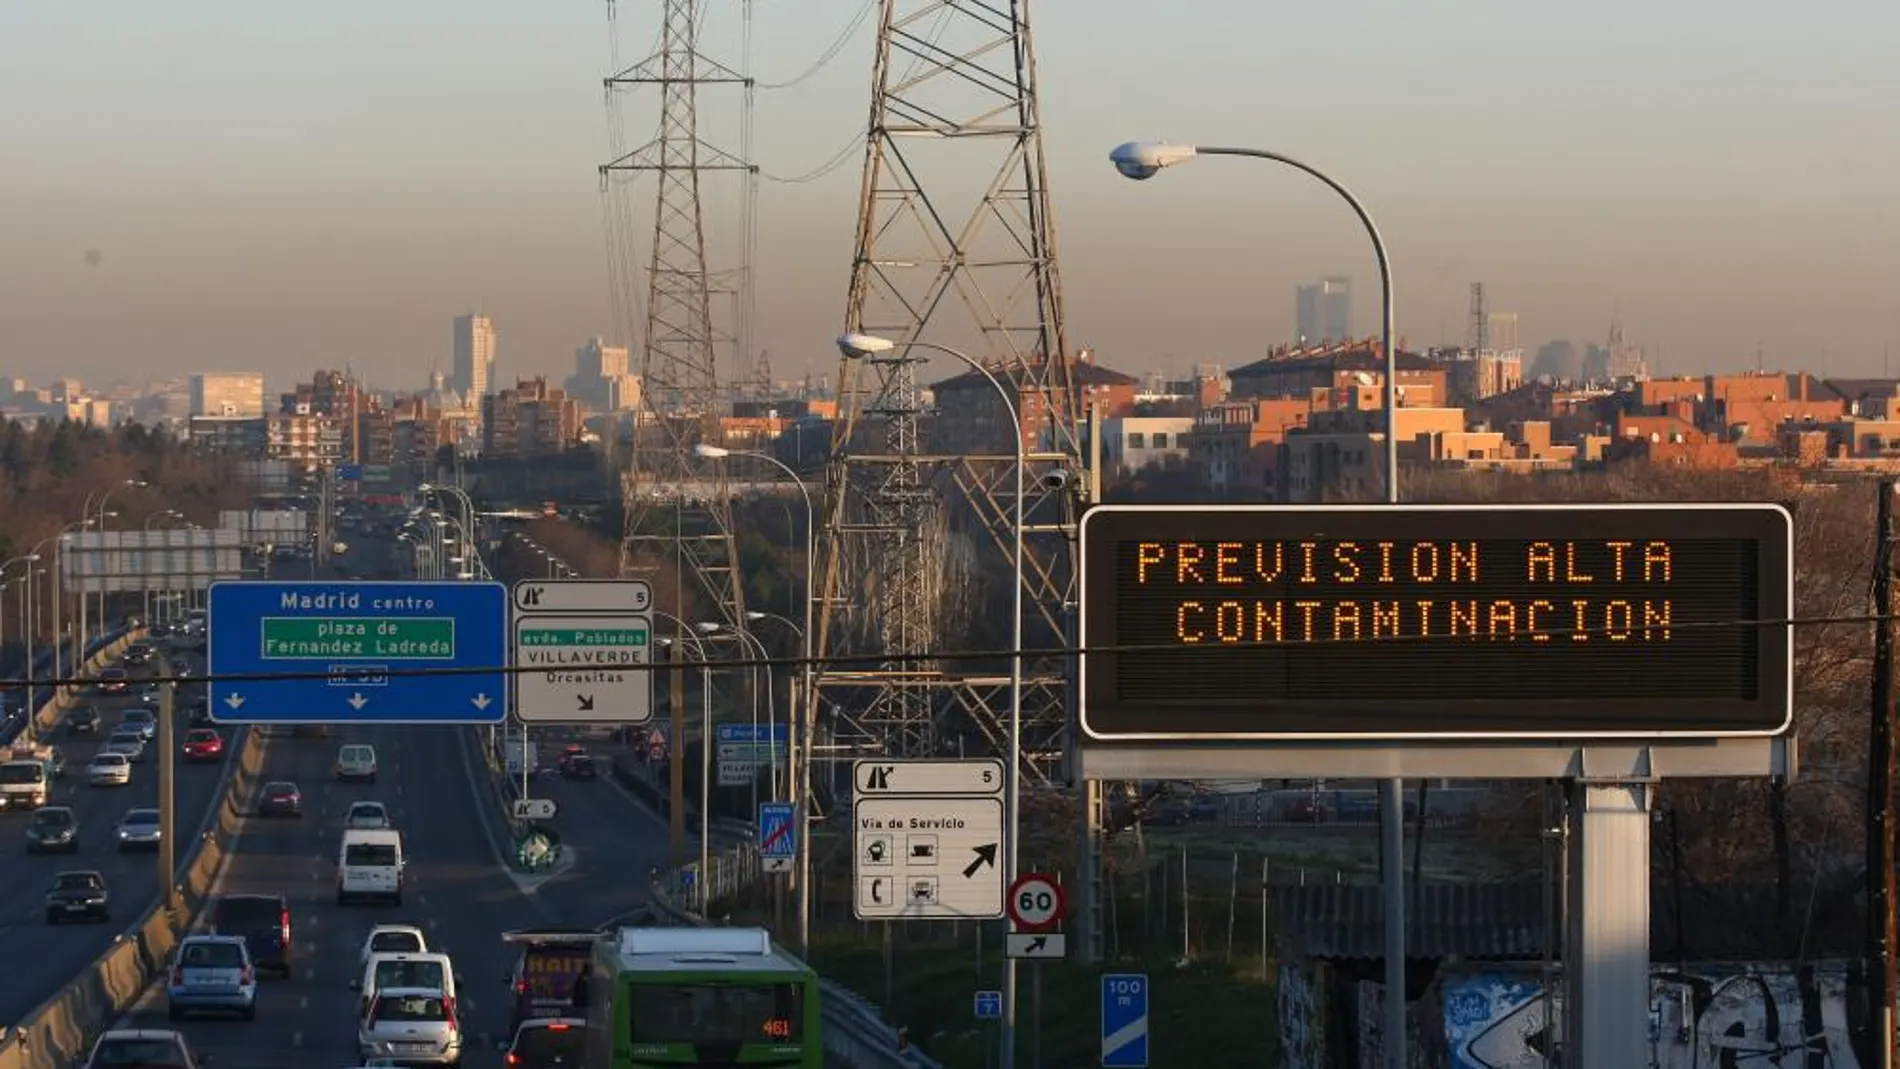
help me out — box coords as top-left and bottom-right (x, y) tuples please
(627, 983), (803, 1045)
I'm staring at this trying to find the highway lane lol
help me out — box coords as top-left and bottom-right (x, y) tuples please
(119, 722), (545, 1067)
(508, 742), (679, 926)
(0, 664), (231, 1025)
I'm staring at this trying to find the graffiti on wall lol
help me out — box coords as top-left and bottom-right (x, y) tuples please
(1439, 962), (1872, 1069)
(1278, 962), (1325, 1069)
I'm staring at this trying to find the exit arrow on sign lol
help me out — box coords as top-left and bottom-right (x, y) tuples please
(471, 694), (492, 710)
(577, 694), (595, 711)
(347, 693), (368, 710)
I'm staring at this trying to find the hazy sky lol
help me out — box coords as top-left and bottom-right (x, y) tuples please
(4, 1), (1898, 393)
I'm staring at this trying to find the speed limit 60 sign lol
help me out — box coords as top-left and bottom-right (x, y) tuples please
(1007, 873), (1066, 932)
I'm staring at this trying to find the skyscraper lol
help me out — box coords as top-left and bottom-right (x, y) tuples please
(189, 372), (266, 418)
(452, 314), (496, 404)
(1294, 277), (1352, 345)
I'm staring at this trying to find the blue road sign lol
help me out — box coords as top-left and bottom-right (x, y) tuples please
(974, 991), (1002, 1021)
(337, 464), (364, 482)
(207, 580), (508, 724)
(718, 723), (788, 744)
(1101, 973), (1150, 1068)
(758, 802), (796, 862)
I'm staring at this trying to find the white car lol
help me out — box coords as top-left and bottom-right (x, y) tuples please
(346, 801), (392, 830)
(359, 925), (428, 965)
(88, 753), (132, 787)
(357, 987), (462, 1067)
(336, 744), (378, 782)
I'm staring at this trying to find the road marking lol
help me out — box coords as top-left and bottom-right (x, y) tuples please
(300, 995), (310, 1009)
(290, 1031), (303, 1048)
(304, 967), (316, 981)
(416, 894), (427, 906)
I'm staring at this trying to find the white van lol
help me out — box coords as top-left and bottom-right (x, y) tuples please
(337, 828), (405, 905)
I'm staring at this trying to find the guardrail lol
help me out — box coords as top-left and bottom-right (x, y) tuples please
(0, 693), (269, 1069)
(646, 845), (941, 1069)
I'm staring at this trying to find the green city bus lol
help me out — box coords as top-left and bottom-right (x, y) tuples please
(583, 926), (823, 1068)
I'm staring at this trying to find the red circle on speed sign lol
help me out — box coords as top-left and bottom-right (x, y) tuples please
(1007, 873), (1066, 932)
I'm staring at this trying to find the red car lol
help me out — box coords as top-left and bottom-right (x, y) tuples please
(181, 728), (224, 762)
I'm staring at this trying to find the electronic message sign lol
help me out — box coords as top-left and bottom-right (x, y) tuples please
(1077, 503), (1793, 741)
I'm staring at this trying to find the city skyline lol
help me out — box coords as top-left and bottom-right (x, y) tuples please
(2, 2), (1896, 386)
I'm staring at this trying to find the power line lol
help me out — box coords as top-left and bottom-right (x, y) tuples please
(1, 608), (1863, 690)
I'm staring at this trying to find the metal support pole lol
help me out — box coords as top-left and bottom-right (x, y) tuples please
(1869, 480), (1898, 1069)
(670, 641), (687, 868)
(700, 661), (712, 912)
(156, 655), (178, 914)
(1561, 779), (1653, 1068)
(1077, 402), (1105, 967)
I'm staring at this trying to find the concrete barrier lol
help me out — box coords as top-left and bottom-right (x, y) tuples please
(28, 629), (145, 740)
(0, 724), (268, 1069)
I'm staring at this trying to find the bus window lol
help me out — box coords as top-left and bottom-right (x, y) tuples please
(627, 983), (803, 1045)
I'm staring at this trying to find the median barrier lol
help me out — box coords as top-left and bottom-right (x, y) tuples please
(0, 726), (267, 1069)
(28, 627), (145, 739)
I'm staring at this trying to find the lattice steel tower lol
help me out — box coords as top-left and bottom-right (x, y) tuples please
(809, 0), (1084, 769)
(601, 0), (751, 631)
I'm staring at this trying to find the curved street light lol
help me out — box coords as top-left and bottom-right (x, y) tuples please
(1110, 138), (1406, 1068)
(837, 329), (1028, 1058)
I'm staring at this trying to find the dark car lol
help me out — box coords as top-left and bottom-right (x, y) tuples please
(207, 893), (292, 976)
(122, 644), (156, 667)
(505, 1018), (586, 1069)
(95, 667), (130, 694)
(556, 747), (597, 780)
(25, 806), (80, 853)
(258, 781), (303, 818)
(45, 869), (110, 923)
(66, 706), (102, 735)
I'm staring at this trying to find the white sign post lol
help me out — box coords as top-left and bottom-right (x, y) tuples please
(510, 579), (654, 723)
(851, 758), (1006, 921)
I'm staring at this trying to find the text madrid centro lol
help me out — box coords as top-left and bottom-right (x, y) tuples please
(1130, 539), (1703, 645)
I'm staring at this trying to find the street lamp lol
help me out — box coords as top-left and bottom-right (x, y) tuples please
(655, 610), (714, 912)
(701, 621), (777, 807)
(143, 510), (183, 625)
(89, 479), (148, 645)
(694, 441), (822, 952)
(1, 555), (42, 706)
(837, 330), (1027, 1066)
(1110, 139), (1406, 1069)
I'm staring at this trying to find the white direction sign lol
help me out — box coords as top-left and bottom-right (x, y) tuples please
(512, 798), (557, 821)
(513, 579), (652, 613)
(510, 579), (654, 724)
(717, 761), (756, 788)
(851, 759), (1006, 921)
(1005, 932), (1067, 960)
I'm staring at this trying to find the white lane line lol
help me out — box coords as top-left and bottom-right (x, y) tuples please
(291, 1031), (303, 1048)
(304, 967), (316, 981)
(300, 995), (311, 1009)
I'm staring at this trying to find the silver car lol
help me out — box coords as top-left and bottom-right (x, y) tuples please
(359, 987), (463, 1066)
(120, 710), (158, 740)
(345, 801), (392, 830)
(88, 752), (132, 787)
(107, 732), (147, 762)
(166, 934), (257, 1020)
(117, 807), (162, 851)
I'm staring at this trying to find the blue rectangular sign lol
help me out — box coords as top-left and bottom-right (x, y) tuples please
(1101, 973), (1149, 1068)
(758, 802), (795, 861)
(974, 991), (1002, 1021)
(718, 723), (789, 744)
(337, 464), (364, 482)
(207, 580), (508, 724)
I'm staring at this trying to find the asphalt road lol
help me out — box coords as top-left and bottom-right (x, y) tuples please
(103, 534), (685, 1065)
(108, 725), (681, 1065)
(0, 651), (230, 1026)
